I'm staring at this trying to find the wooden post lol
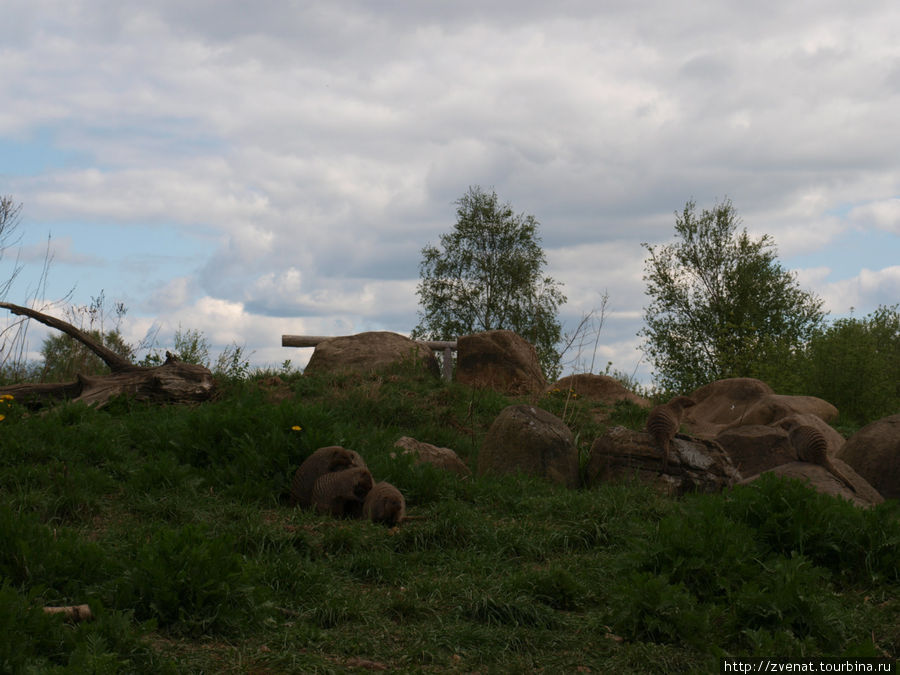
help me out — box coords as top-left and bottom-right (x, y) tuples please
(281, 335), (459, 381)
(443, 346), (453, 381)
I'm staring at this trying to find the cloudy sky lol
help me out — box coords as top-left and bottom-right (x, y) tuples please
(1, 1), (898, 384)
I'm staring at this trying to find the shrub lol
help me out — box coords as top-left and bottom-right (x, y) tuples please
(801, 305), (900, 426)
(116, 524), (271, 637)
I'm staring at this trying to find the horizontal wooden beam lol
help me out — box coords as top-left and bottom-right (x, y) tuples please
(281, 334), (458, 380)
(281, 335), (457, 350)
(281, 335), (333, 348)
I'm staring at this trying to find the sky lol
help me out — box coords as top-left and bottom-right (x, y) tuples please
(1, 1), (898, 385)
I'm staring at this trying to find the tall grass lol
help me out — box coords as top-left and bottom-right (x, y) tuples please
(0, 364), (897, 671)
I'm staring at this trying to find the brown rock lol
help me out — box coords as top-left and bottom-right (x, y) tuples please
(393, 437), (471, 477)
(838, 413), (900, 500)
(585, 426), (741, 496)
(684, 377), (838, 438)
(549, 373), (650, 407)
(478, 404), (578, 488)
(714, 425), (797, 478)
(739, 461), (883, 507)
(455, 330), (546, 394)
(257, 375), (293, 404)
(714, 414), (845, 478)
(775, 414), (846, 456)
(304, 331), (439, 377)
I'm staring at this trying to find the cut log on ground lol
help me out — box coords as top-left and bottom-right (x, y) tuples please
(43, 604), (93, 622)
(0, 302), (215, 408)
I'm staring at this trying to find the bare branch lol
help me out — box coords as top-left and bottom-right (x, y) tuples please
(0, 302), (137, 372)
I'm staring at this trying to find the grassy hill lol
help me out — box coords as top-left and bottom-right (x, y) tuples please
(0, 363), (898, 672)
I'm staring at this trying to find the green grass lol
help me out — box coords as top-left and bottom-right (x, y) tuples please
(0, 363), (897, 672)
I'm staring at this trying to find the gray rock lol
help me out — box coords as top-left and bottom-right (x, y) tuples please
(478, 404), (578, 488)
(585, 426), (741, 496)
(838, 413), (900, 500)
(304, 331), (439, 377)
(739, 461), (883, 507)
(455, 330), (546, 395)
(393, 436), (471, 477)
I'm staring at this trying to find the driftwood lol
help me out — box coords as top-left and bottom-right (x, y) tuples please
(0, 302), (215, 408)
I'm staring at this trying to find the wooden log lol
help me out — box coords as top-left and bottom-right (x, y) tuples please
(0, 302), (215, 409)
(282, 334), (457, 350)
(43, 604), (93, 622)
(281, 335), (333, 348)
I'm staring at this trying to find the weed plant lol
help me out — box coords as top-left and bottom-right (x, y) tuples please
(0, 364), (897, 671)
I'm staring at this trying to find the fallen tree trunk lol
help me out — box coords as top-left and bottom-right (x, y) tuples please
(0, 302), (215, 408)
(43, 604), (93, 622)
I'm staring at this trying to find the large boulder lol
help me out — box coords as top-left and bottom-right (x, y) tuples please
(478, 405), (578, 488)
(549, 373), (650, 407)
(713, 425), (796, 478)
(304, 332), (439, 377)
(714, 413), (845, 478)
(684, 377), (838, 438)
(837, 413), (900, 500)
(739, 461), (883, 508)
(585, 426), (741, 496)
(392, 436), (472, 477)
(455, 330), (546, 395)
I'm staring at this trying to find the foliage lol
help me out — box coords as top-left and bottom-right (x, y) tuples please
(800, 305), (900, 426)
(39, 293), (135, 381)
(117, 523), (273, 637)
(640, 199), (825, 393)
(138, 325), (251, 378)
(140, 325), (210, 368)
(213, 341), (253, 379)
(413, 185), (566, 379)
(0, 364), (896, 670)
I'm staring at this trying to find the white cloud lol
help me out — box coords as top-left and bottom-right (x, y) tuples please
(14, 236), (102, 266)
(849, 198), (900, 234)
(816, 266), (900, 315)
(3, 1), (900, 384)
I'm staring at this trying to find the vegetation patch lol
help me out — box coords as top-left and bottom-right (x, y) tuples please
(0, 366), (897, 671)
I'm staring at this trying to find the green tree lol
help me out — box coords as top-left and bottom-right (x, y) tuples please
(39, 292), (135, 381)
(800, 305), (900, 426)
(40, 329), (135, 381)
(412, 186), (566, 378)
(640, 199), (825, 393)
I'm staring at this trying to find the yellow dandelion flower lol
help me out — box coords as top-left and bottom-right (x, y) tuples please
(0, 394), (13, 401)
(291, 425), (302, 431)
(0, 414), (5, 422)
